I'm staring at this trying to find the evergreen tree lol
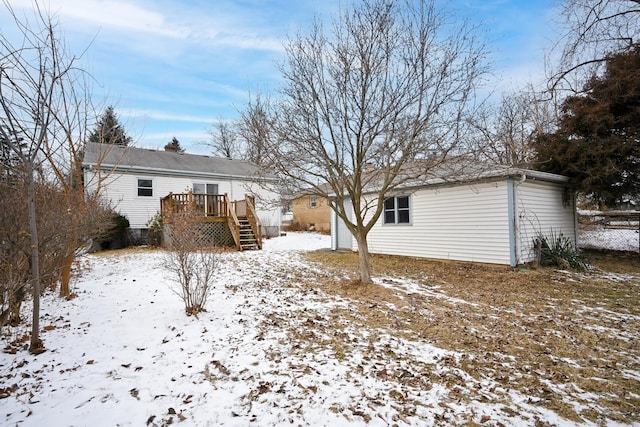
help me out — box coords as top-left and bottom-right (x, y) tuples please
(164, 136), (185, 153)
(535, 45), (640, 207)
(0, 127), (26, 179)
(88, 106), (132, 146)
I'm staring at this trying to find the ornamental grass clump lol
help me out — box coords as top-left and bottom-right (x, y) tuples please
(534, 230), (588, 271)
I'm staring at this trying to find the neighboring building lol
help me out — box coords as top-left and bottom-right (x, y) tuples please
(291, 193), (332, 232)
(82, 142), (280, 245)
(331, 165), (576, 267)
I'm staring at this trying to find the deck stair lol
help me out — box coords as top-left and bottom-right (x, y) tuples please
(238, 218), (259, 250)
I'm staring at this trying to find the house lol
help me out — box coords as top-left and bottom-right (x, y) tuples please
(331, 165), (577, 267)
(82, 142), (280, 248)
(291, 193), (332, 232)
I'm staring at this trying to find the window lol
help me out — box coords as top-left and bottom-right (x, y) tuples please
(193, 183), (218, 195)
(309, 195), (317, 208)
(383, 195), (410, 224)
(137, 179), (153, 197)
(193, 183), (219, 215)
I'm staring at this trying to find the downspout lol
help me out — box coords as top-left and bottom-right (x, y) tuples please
(572, 190), (579, 249)
(507, 177), (517, 267)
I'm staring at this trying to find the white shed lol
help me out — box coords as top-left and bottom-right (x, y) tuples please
(82, 142), (281, 244)
(331, 167), (576, 266)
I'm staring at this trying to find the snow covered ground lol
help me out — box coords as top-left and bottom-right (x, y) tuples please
(0, 232), (634, 426)
(579, 228), (640, 252)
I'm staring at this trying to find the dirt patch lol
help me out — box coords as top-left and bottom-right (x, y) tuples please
(300, 250), (640, 424)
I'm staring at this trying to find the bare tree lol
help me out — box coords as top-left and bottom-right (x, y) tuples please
(0, 1), (114, 351)
(39, 60), (117, 298)
(474, 91), (557, 167)
(237, 94), (273, 165)
(207, 118), (240, 159)
(0, 1), (73, 353)
(549, 0), (640, 93)
(240, 0), (489, 283)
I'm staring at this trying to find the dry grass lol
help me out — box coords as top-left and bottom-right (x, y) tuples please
(298, 250), (640, 424)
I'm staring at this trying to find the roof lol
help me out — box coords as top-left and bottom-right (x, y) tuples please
(290, 182), (335, 200)
(324, 160), (571, 198)
(407, 162), (571, 187)
(82, 142), (274, 181)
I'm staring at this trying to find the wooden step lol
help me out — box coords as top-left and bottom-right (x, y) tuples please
(235, 217), (260, 250)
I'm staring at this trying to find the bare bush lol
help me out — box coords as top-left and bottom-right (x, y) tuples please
(0, 176), (115, 330)
(164, 211), (218, 315)
(283, 222), (307, 232)
(0, 252), (29, 328)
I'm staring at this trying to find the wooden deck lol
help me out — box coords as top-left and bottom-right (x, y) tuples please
(160, 192), (262, 250)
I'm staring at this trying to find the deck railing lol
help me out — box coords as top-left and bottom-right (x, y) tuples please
(160, 192), (228, 218)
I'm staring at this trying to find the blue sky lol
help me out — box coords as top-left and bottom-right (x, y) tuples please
(3, 0), (558, 154)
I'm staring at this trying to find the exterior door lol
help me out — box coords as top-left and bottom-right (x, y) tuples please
(193, 183), (218, 195)
(193, 183), (219, 215)
(336, 198), (353, 249)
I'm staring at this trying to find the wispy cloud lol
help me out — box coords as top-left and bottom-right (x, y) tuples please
(13, 0), (285, 52)
(10, 0), (188, 38)
(203, 32), (284, 52)
(122, 109), (212, 124)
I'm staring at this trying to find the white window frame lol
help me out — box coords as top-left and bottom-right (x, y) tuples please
(192, 182), (219, 195)
(137, 178), (153, 197)
(383, 195), (411, 225)
(192, 182), (219, 215)
(309, 194), (317, 208)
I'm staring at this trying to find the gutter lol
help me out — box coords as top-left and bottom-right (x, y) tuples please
(82, 163), (278, 183)
(354, 169), (570, 198)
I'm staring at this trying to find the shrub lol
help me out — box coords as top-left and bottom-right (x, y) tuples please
(164, 209), (218, 315)
(534, 231), (588, 271)
(284, 222), (307, 232)
(145, 211), (163, 246)
(98, 212), (129, 250)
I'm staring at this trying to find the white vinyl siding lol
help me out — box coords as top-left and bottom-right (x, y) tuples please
(334, 173), (576, 266)
(85, 171), (280, 229)
(514, 180), (575, 264)
(362, 181), (512, 264)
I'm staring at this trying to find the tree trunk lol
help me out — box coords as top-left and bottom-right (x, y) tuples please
(59, 217), (78, 297)
(26, 165), (43, 354)
(59, 250), (74, 298)
(355, 232), (372, 283)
